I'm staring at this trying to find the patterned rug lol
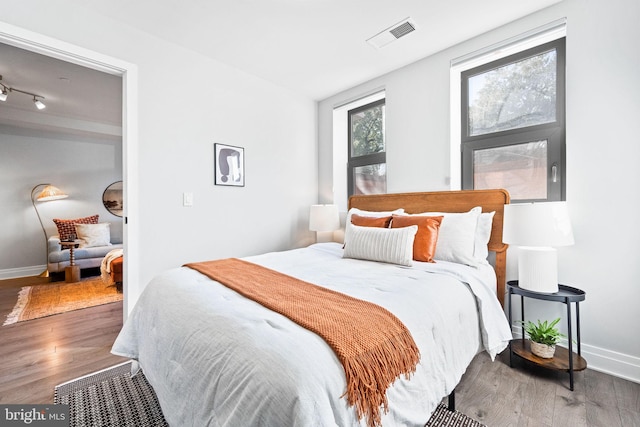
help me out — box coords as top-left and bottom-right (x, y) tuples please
(427, 404), (486, 427)
(54, 362), (485, 427)
(3, 278), (122, 325)
(54, 362), (167, 427)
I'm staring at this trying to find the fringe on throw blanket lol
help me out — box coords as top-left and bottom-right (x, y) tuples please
(342, 330), (420, 426)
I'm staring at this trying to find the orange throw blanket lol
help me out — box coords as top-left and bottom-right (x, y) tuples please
(185, 258), (420, 427)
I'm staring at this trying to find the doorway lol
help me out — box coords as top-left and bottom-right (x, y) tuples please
(0, 22), (139, 320)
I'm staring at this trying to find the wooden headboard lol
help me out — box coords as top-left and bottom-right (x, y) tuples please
(348, 189), (510, 307)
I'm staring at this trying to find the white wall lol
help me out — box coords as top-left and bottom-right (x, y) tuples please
(1, 1), (317, 310)
(318, 0), (640, 382)
(0, 129), (123, 277)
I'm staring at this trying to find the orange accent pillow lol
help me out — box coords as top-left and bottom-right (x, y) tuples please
(391, 215), (443, 262)
(350, 214), (392, 228)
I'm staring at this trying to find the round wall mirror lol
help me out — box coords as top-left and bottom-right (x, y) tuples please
(102, 181), (123, 217)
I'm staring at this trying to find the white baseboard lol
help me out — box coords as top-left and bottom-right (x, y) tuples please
(581, 343), (640, 384)
(0, 265), (46, 280)
(511, 328), (640, 384)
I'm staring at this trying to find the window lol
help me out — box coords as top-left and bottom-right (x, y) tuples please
(461, 38), (565, 202)
(348, 98), (386, 197)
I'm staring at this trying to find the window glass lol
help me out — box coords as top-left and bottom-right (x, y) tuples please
(350, 103), (385, 157)
(473, 140), (547, 200)
(348, 98), (386, 197)
(353, 164), (387, 195)
(468, 49), (557, 136)
(461, 38), (565, 202)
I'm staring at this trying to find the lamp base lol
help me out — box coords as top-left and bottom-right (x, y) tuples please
(518, 247), (558, 293)
(315, 231), (334, 243)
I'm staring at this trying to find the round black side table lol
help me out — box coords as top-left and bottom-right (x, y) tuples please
(507, 280), (587, 391)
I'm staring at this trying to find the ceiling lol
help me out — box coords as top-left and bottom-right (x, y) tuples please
(0, 42), (122, 140)
(0, 0), (561, 136)
(83, 0), (560, 100)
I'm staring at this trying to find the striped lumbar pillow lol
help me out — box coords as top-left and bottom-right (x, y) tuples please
(343, 224), (417, 266)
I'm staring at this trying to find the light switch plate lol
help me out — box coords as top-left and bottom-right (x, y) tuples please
(183, 192), (193, 207)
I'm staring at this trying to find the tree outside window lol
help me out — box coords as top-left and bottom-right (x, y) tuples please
(461, 38), (565, 202)
(348, 99), (386, 196)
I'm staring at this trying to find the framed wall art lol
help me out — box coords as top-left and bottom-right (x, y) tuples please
(214, 143), (245, 187)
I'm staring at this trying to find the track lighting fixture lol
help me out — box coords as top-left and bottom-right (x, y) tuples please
(33, 97), (46, 110)
(0, 75), (46, 110)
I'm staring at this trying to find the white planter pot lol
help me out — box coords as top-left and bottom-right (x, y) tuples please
(530, 341), (556, 358)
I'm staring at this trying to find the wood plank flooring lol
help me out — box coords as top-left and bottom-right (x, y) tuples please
(0, 274), (126, 404)
(1, 275), (639, 426)
(454, 351), (640, 426)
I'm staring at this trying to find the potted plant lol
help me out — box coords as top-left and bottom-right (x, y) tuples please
(521, 318), (565, 358)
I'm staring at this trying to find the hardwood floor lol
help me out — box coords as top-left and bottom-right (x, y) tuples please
(455, 350), (640, 426)
(0, 274), (126, 404)
(1, 275), (638, 426)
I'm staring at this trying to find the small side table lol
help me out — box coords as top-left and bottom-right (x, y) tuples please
(507, 280), (587, 391)
(59, 240), (81, 283)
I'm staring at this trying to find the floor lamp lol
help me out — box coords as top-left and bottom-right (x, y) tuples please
(31, 184), (68, 277)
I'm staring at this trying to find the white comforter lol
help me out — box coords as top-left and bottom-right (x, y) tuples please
(112, 243), (512, 427)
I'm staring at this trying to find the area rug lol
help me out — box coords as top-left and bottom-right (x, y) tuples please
(426, 404), (486, 427)
(54, 362), (485, 427)
(55, 362), (168, 427)
(3, 278), (122, 325)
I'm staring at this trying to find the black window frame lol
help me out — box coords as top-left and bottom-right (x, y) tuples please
(347, 98), (386, 197)
(461, 37), (566, 202)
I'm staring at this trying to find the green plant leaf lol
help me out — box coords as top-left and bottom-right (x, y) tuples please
(518, 318), (566, 346)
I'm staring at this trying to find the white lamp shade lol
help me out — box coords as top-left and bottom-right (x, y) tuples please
(309, 204), (340, 232)
(503, 201), (574, 248)
(504, 201), (573, 293)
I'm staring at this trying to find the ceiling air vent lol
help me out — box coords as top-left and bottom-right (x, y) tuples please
(366, 18), (417, 49)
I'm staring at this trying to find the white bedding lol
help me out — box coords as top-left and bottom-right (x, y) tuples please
(112, 243), (512, 426)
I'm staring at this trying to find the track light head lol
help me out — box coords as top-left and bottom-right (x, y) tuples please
(34, 97), (46, 110)
(0, 78), (8, 102)
(0, 75), (46, 110)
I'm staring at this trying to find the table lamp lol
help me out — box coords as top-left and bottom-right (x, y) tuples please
(503, 201), (574, 293)
(309, 204), (340, 243)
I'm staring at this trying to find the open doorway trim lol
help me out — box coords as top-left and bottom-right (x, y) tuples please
(0, 21), (139, 321)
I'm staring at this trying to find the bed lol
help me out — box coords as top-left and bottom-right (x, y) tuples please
(112, 189), (513, 427)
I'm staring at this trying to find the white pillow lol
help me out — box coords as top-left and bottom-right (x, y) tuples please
(412, 207), (482, 266)
(343, 224), (417, 266)
(474, 211), (496, 264)
(75, 223), (112, 248)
